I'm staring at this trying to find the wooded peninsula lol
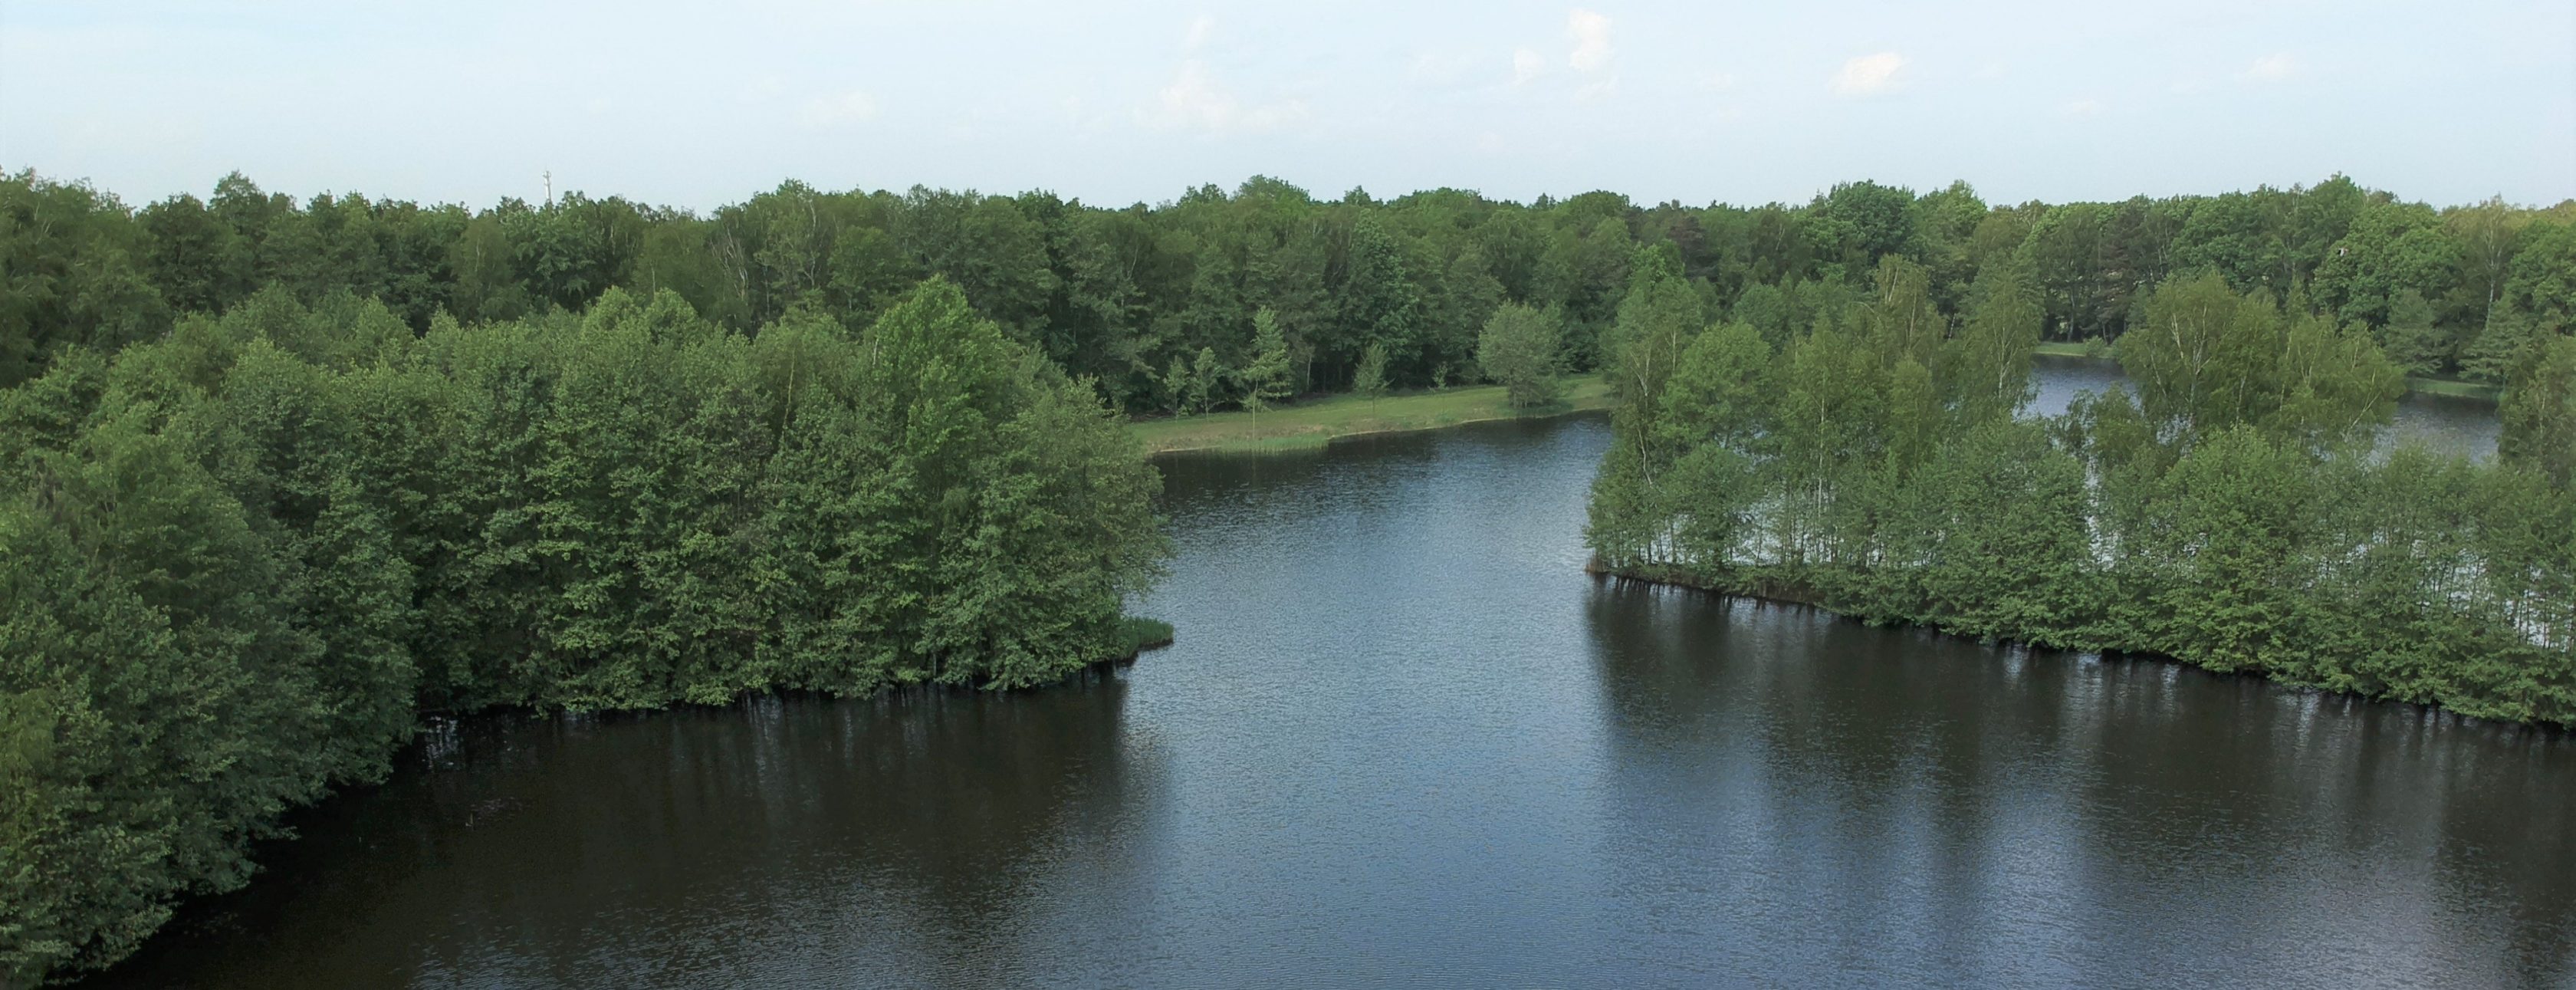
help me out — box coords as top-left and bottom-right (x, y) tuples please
(2, 169), (2571, 983)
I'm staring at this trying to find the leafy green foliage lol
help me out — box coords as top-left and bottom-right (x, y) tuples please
(2, 173), (169, 388)
(5, 167), (2576, 412)
(2501, 334), (2576, 489)
(1589, 261), (2572, 731)
(5, 169), (2570, 403)
(2116, 272), (2405, 450)
(1234, 308), (1293, 427)
(0, 280), (1166, 982)
(1475, 303), (1562, 409)
(1349, 340), (1388, 413)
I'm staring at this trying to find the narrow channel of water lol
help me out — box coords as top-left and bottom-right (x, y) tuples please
(92, 377), (2561, 989)
(2028, 354), (2502, 458)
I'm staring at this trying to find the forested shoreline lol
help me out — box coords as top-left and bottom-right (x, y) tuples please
(0, 279), (1167, 982)
(1586, 248), (2575, 728)
(8, 169), (2573, 413)
(4, 167), (2574, 983)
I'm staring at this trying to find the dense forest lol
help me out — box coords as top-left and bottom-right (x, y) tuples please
(3, 168), (2574, 983)
(1587, 247), (2575, 726)
(0, 278), (1166, 982)
(7, 169), (2574, 412)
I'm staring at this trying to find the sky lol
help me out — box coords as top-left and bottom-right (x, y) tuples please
(3, 1), (2571, 213)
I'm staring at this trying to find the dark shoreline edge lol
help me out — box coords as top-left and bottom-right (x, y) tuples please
(81, 619), (1183, 988)
(402, 617), (1179, 723)
(1586, 558), (2571, 736)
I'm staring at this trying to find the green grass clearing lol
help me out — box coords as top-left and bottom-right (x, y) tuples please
(2405, 377), (2502, 401)
(2035, 340), (2114, 360)
(1128, 375), (1614, 455)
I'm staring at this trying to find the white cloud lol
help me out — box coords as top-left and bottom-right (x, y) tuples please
(1702, 71), (1737, 91)
(1512, 47), (1546, 84)
(2063, 99), (2104, 117)
(1183, 15), (1216, 51)
(2244, 53), (2297, 81)
(797, 90), (879, 128)
(1568, 8), (1612, 72)
(1830, 52), (1907, 97)
(1142, 60), (1307, 133)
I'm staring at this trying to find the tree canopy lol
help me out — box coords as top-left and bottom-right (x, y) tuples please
(1588, 254), (2574, 730)
(11, 169), (2570, 416)
(0, 278), (1167, 982)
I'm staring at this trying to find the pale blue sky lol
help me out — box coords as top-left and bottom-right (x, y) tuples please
(3, 1), (2570, 211)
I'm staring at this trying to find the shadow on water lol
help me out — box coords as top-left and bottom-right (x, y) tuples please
(94, 678), (1155, 988)
(1582, 577), (2576, 988)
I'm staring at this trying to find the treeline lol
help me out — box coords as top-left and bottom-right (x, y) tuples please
(1588, 248), (2576, 725)
(0, 281), (1167, 982)
(8, 170), (2574, 413)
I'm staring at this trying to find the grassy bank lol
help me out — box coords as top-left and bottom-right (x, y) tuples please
(2406, 377), (2504, 401)
(2037, 340), (2502, 403)
(1129, 374), (1613, 454)
(2035, 340), (2110, 360)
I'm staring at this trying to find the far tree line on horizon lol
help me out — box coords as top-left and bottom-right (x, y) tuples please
(7, 169), (2575, 411)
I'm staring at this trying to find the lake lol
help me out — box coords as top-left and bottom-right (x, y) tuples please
(92, 373), (2566, 988)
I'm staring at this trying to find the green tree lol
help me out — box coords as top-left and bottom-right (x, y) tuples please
(2377, 288), (2450, 376)
(1476, 303), (1562, 409)
(1186, 346), (1225, 415)
(2467, 222), (2576, 382)
(1351, 340), (1389, 415)
(2132, 427), (2321, 678)
(2446, 196), (2521, 340)
(2500, 334), (2576, 489)
(0, 406), (337, 979)
(0, 173), (170, 388)
(1162, 353), (1192, 416)
(2021, 202), (2121, 340)
(1943, 258), (2042, 423)
(1809, 179), (1918, 276)
(1234, 308), (1292, 433)
(2312, 201), (2452, 330)
(136, 192), (253, 315)
(2118, 271), (2400, 449)
(1657, 321), (1769, 452)
(1333, 215), (1425, 384)
(445, 211), (527, 324)
(1728, 281), (1791, 347)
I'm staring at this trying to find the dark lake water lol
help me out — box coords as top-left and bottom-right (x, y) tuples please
(93, 377), (2566, 988)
